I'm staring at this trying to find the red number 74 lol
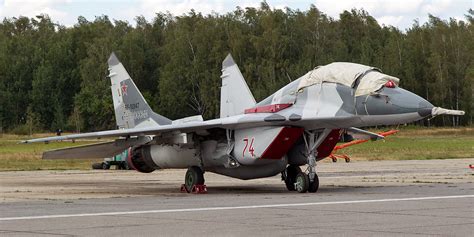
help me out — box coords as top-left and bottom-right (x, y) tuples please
(242, 138), (255, 158)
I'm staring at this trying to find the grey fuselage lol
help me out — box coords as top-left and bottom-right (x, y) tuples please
(139, 78), (433, 180)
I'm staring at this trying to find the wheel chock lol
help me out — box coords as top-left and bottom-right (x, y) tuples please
(192, 184), (207, 194)
(180, 184), (188, 193)
(180, 184), (208, 194)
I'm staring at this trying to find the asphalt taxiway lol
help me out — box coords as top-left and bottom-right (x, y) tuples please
(1, 159), (473, 236)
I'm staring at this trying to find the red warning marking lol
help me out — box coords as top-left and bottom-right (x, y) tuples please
(242, 138), (248, 158)
(242, 138), (256, 158)
(244, 103), (292, 114)
(249, 138), (255, 157)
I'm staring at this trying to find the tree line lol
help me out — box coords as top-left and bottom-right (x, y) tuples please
(0, 2), (472, 133)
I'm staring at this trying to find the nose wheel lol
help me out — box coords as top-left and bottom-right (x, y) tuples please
(295, 172), (309, 193)
(283, 165), (302, 191)
(292, 171), (319, 193)
(283, 165), (320, 193)
(308, 173), (319, 193)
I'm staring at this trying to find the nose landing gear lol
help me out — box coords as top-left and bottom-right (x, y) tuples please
(283, 129), (330, 193)
(283, 167), (319, 193)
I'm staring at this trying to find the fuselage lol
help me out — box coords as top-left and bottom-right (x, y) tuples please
(135, 76), (433, 180)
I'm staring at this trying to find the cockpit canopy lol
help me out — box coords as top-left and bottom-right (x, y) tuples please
(297, 62), (399, 96)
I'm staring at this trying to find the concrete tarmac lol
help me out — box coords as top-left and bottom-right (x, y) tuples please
(1, 159), (473, 236)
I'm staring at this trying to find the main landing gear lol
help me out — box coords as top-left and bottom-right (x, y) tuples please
(181, 166), (207, 194)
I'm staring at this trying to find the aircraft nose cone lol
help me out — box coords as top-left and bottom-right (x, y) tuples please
(389, 87), (434, 116)
(357, 87), (433, 116)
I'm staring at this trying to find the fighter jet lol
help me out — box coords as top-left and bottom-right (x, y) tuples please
(23, 53), (465, 193)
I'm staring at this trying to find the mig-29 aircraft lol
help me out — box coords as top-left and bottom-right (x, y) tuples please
(23, 53), (465, 193)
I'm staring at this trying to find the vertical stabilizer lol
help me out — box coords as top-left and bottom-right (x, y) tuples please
(108, 52), (171, 129)
(220, 54), (256, 118)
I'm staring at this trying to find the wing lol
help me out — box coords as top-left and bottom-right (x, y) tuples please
(22, 114), (361, 144)
(41, 136), (152, 159)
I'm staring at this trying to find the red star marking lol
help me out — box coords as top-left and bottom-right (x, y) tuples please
(121, 83), (128, 96)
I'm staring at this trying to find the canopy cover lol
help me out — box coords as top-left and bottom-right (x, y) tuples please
(297, 62), (400, 96)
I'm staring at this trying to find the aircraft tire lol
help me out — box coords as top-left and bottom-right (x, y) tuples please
(295, 172), (309, 193)
(185, 166), (204, 192)
(308, 173), (319, 193)
(284, 165), (302, 191)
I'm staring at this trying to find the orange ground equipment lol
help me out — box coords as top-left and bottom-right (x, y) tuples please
(329, 130), (399, 162)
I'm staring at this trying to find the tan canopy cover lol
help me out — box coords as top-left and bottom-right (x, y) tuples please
(297, 62), (399, 96)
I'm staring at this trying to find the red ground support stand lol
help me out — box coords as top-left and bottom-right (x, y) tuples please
(328, 153), (351, 163)
(180, 184), (208, 194)
(328, 130), (399, 162)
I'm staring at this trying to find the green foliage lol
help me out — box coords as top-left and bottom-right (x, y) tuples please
(9, 106), (41, 135)
(0, 5), (472, 132)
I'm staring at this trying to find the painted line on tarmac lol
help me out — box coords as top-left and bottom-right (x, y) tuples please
(1, 194), (473, 221)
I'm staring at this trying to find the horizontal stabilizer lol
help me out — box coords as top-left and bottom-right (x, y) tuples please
(346, 127), (385, 141)
(42, 137), (151, 159)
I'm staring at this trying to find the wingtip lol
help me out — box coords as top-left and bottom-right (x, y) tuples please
(222, 53), (236, 68)
(108, 52), (120, 66)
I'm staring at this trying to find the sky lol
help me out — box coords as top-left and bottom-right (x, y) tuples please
(0, 0), (472, 30)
